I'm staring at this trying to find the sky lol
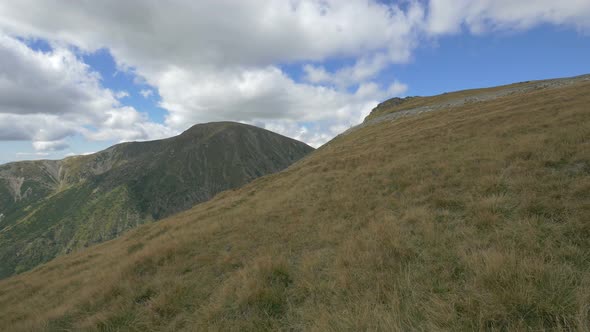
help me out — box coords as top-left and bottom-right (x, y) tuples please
(0, 0), (589, 164)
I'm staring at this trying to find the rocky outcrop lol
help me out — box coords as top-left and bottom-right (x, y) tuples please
(5, 177), (24, 202)
(367, 96), (416, 118)
(340, 73), (590, 137)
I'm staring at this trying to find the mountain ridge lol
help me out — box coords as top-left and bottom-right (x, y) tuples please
(0, 121), (314, 278)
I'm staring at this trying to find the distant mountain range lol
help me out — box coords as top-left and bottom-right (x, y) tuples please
(0, 122), (313, 278)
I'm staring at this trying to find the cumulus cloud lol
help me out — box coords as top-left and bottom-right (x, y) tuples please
(115, 91), (129, 99)
(156, 66), (393, 146)
(0, 113), (78, 141)
(84, 107), (176, 142)
(303, 54), (390, 88)
(387, 81), (409, 97)
(32, 140), (69, 152)
(0, 35), (174, 150)
(0, 1), (426, 68)
(427, 0), (590, 35)
(0, 0), (426, 146)
(0, 35), (112, 118)
(139, 89), (153, 98)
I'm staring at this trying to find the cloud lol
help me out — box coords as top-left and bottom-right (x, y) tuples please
(157, 66), (389, 145)
(115, 91), (129, 99)
(303, 53), (390, 88)
(0, 35), (112, 118)
(0, 113), (78, 141)
(387, 81), (409, 97)
(0, 1), (426, 68)
(0, 35), (175, 149)
(32, 140), (69, 152)
(426, 0), (590, 35)
(0, 0), (427, 146)
(84, 107), (176, 142)
(139, 89), (153, 98)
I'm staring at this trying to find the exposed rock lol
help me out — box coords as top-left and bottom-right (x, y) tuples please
(340, 73), (590, 137)
(41, 160), (62, 183)
(368, 96), (415, 117)
(6, 177), (24, 202)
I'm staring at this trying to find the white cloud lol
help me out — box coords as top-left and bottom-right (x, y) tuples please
(0, 35), (112, 118)
(302, 64), (332, 84)
(0, 0), (427, 147)
(0, 35), (174, 150)
(303, 53), (390, 88)
(387, 81), (409, 97)
(139, 89), (153, 98)
(32, 140), (69, 152)
(84, 107), (176, 142)
(115, 90), (129, 99)
(427, 0), (590, 35)
(156, 65), (388, 146)
(0, 1), (426, 68)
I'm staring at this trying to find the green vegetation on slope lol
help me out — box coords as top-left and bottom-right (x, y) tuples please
(0, 161), (60, 231)
(0, 122), (313, 278)
(0, 77), (589, 331)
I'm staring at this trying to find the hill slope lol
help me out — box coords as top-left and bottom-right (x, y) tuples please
(0, 75), (589, 331)
(0, 122), (313, 278)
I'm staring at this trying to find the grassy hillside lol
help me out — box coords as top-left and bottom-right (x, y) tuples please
(0, 122), (313, 278)
(0, 76), (589, 331)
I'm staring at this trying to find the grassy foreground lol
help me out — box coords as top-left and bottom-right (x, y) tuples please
(1, 78), (589, 331)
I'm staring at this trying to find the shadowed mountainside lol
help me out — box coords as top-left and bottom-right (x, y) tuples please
(0, 122), (314, 278)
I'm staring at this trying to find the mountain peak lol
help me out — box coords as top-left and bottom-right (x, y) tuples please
(0, 122), (314, 278)
(179, 121), (282, 139)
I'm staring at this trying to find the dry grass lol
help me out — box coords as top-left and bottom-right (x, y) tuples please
(364, 76), (581, 121)
(1, 79), (589, 331)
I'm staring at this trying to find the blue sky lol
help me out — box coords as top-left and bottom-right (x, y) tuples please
(0, 1), (589, 165)
(391, 25), (590, 95)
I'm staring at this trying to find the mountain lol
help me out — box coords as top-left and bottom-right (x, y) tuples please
(0, 122), (314, 278)
(1, 74), (589, 331)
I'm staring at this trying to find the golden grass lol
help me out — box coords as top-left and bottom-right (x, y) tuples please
(1, 79), (589, 331)
(365, 76), (583, 120)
